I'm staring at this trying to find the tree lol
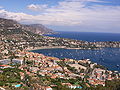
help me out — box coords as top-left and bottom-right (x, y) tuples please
(23, 55), (27, 65)
(9, 56), (14, 65)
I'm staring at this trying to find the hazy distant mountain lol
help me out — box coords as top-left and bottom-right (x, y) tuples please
(0, 18), (54, 35)
(23, 24), (54, 35)
(0, 18), (21, 30)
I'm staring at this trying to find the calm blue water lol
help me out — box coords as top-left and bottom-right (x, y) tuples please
(32, 32), (120, 72)
(45, 31), (120, 42)
(32, 48), (120, 72)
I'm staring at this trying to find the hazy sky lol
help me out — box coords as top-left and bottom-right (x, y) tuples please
(0, 0), (120, 33)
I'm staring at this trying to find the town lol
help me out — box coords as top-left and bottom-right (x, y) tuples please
(0, 18), (120, 90)
(0, 49), (120, 90)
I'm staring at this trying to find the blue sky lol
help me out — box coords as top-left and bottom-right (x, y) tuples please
(0, 0), (120, 33)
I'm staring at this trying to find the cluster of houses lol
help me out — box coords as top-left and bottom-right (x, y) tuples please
(0, 49), (120, 89)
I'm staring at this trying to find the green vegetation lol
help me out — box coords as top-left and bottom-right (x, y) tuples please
(94, 64), (107, 70)
(78, 62), (90, 67)
(0, 68), (23, 87)
(86, 79), (120, 90)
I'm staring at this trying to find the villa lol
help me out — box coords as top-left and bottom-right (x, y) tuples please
(0, 65), (12, 69)
(0, 59), (23, 65)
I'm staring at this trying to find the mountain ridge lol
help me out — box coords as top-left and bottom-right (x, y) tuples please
(0, 18), (54, 35)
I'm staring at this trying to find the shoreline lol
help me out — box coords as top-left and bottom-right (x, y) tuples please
(26, 46), (66, 51)
(26, 46), (101, 51)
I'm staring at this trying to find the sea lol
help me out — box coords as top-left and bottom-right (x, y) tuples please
(31, 31), (120, 72)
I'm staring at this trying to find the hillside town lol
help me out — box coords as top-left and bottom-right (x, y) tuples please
(0, 48), (120, 90)
(0, 18), (120, 90)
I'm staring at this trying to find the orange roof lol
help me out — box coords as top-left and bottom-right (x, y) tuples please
(62, 83), (72, 86)
(45, 86), (52, 88)
(85, 83), (90, 87)
(0, 65), (10, 67)
(51, 76), (57, 79)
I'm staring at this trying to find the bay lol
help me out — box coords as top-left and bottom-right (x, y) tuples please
(32, 31), (120, 72)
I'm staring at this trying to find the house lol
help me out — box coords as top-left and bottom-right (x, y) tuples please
(0, 70), (3, 73)
(0, 87), (6, 90)
(62, 83), (83, 89)
(45, 86), (52, 90)
(0, 65), (12, 69)
(69, 86), (82, 89)
(1, 49), (9, 54)
(0, 59), (23, 65)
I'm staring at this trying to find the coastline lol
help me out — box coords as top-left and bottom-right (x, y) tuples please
(26, 46), (66, 51)
(26, 46), (100, 51)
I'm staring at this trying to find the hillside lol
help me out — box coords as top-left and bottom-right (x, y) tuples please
(23, 24), (53, 35)
(0, 17), (120, 55)
(0, 18), (54, 35)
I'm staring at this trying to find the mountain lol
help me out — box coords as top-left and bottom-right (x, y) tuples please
(23, 24), (54, 35)
(0, 18), (21, 30)
(0, 17), (120, 53)
(0, 18), (54, 35)
(0, 18), (98, 52)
